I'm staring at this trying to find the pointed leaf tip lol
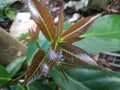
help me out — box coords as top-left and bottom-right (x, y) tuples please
(23, 50), (46, 85)
(61, 44), (98, 66)
(28, 0), (56, 42)
(61, 14), (101, 42)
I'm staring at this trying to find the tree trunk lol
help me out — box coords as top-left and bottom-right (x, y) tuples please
(0, 27), (27, 66)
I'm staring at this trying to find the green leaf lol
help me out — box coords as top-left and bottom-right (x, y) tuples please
(74, 37), (120, 53)
(63, 22), (72, 30)
(0, 65), (11, 87)
(9, 83), (25, 90)
(27, 32), (50, 65)
(51, 64), (120, 90)
(28, 0), (56, 42)
(1, 83), (25, 90)
(82, 15), (120, 39)
(5, 9), (15, 20)
(27, 81), (53, 90)
(37, 32), (50, 50)
(27, 42), (38, 65)
(6, 57), (26, 77)
(74, 15), (120, 53)
(19, 33), (30, 40)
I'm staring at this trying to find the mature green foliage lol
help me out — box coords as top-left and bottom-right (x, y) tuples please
(0, 65), (11, 87)
(51, 64), (120, 90)
(6, 57), (26, 77)
(74, 14), (120, 52)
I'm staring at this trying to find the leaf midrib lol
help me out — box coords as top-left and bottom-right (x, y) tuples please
(52, 68), (91, 90)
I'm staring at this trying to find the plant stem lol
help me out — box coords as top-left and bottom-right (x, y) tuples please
(34, 39), (41, 50)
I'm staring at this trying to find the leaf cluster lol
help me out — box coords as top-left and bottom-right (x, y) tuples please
(23, 0), (102, 85)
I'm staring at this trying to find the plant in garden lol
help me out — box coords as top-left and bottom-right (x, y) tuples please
(23, 0), (102, 85)
(1, 0), (120, 90)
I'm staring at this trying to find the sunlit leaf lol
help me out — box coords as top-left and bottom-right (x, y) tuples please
(28, 0), (56, 41)
(6, 57), (26, 77)
(82, 15), (120, 39)
(27, 32), (50, 65)
(74, 15), (120, 53)
(0, 65), (11, 87)
(51, 64), (120, 90)
(23, 50), (46, 85)
(74, 37), (120, 53)
(61, 14), (101, 43)
(61, 44), (98, 66)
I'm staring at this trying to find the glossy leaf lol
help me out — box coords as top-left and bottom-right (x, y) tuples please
(23, 50), (46, 85)
(61, 14), (101, 42)
(74, 15), (120, 53)
(51, 65), (120, 90)
(28, 0), (56, 41)
(46, 45), (62, 69)
(0, 65), (11, 87)
(6, 57), (26, 77)
(27, 81), (53, 90)
(74, 37), (120, 53)
(82, 15), (120, 39)
(61, 44), (98, 66)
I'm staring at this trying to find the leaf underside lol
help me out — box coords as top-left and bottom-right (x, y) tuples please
(61, 44), (98, 66)
(23, 50), (46, 85)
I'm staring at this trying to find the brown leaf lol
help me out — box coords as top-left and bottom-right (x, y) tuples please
(61, 14), (101, 42)
(57, 6), (64, 38)
(23, 50), (46, 85)
(28, 0), (56, 42)
(29, 28), (39, 40)
(63, 37), (84, 43)
(46, 44), (62, 69)
(61, 44), (98, 66)
(60, 62), (79, 68)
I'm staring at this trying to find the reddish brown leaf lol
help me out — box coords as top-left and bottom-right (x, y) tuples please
(29, 28), (39, 40)
(61, 14), (101, 42)
(63, 37), (84, 43)
(28, 0), (56, 42)
(57, 6), (64, 38)
(23, 50), (46, 85)
(60, 62), (80, 68)
(61, 44), (98, 66)
(46, 44), (62, 69)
